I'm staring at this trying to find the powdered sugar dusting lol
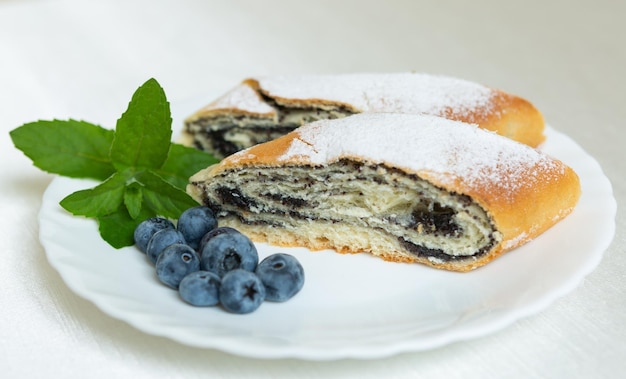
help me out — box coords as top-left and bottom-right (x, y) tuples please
(279, 113), (561, 196)
(200, 83), (275, 115)
(502, 231), (530, 250)
(282, 138), (317, 159)
(256, 73), (495, 119)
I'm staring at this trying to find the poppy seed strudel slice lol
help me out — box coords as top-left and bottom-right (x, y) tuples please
(184, 73), (546, 158)
(187, 113), (580, 272)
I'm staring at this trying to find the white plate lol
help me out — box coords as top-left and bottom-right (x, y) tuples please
(38, 124), (616, 360)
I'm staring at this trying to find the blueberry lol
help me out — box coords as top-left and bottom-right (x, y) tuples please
(134, 217), (175, 253)
(177, 206), (218, 250)
(155, 244), (200, 289)
(198, 226), (240, 253)
(220, 269), (265, 314)
(178, 271), (221, 306)
(255, 253), (304, 302)
(200, 231), (258, 277)
(146, 228), (186, 264)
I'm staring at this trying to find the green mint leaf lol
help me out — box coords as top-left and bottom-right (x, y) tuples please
(59, 172), (128, 217)
(156, 143), (219, 188)
(10, 119), (115, 180)
(124, 181), (143, 219)
(110, 78), (172, 171)
(136, 170), (199, 219)
(11, 77), (220, 249)
(98, 205), (154, 249)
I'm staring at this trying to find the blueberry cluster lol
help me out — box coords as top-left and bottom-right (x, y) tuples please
(133, 206), (305, 314)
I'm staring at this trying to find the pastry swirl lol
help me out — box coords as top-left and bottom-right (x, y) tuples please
(188, 113), (579, 272)
(184, 73), (546, 158)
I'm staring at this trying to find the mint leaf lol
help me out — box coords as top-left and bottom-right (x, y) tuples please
(98, 206), (154, 249)
(124, 181), (143, 219)
(156, 143), (219, 188)
(10, 119), (115, 180)
(136, 170), (199, 219)
(59, 172), (128, 217)
(11, 77), (220, 249)
(110, 78), (172, 171)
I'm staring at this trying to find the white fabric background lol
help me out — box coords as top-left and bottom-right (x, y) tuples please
(1, 0), (624, 378)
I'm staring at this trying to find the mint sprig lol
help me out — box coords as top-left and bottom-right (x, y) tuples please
(10, 78), (219, 248)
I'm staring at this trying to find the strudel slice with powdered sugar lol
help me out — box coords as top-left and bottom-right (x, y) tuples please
(187, 113), (578, 272)
(184, 73), (546, 158)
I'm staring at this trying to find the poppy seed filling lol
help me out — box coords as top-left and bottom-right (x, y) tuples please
(191, 160), (500, 263)
(185, 96), (355, 158)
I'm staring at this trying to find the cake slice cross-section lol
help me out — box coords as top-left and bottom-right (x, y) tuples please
(188, 113), (580, 272)
(184, 73), (546, 158)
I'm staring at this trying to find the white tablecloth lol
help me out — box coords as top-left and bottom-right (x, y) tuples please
(1, 0), (624, 377)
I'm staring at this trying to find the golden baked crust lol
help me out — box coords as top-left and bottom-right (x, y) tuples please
(188, 113), (579, 272)
(184, 73), (546, 158)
